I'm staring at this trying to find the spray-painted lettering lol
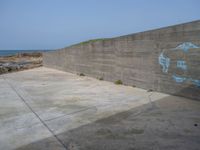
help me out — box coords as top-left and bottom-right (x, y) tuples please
(177, 60), (187, 70)
(158, 42), (200, 88)
(158, 52), (170, 73)
(172, 75), (187, 83)
(173, 42), (199, 52)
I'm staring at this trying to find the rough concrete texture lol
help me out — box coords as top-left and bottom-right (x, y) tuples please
(43, 20), (200, 100)
(0, 67), (199, 150)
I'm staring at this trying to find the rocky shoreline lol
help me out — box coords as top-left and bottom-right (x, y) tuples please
(0, 53), (42, 74)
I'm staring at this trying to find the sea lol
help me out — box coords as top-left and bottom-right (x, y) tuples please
(0, 50), (53, 56)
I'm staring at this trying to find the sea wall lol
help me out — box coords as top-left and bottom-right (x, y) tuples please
(43, 20), (200, 100)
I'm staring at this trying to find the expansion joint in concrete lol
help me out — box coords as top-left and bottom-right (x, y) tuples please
(2, 76), (68, 150)
(147, 92), (157, 109)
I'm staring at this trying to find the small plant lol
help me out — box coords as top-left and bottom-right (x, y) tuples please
(132, 85), (136, 88)
(147, 89), (153, 92)
(115, 80), (123, 85)
(79, 73), (85, 76)
(98, 77), (104, 81)
(75, 38), (110, 45)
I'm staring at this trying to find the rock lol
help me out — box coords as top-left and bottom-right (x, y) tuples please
(0, 52), (43, 74)
(0, 66), (8, 74)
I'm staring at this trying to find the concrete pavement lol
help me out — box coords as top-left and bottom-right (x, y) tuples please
(0, 67), (199, 150)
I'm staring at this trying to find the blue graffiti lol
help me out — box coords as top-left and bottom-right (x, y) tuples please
(192, 80), (200, 87)
(172, 75), (187, 83)
(172, 76), (200, 87)
(177, 60), (187, 70)
(158, 42), (200, 88)
(173, 42), (199, 52)
(158, 52), (170, 73)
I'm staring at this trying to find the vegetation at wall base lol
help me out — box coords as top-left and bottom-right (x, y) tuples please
(115, 80), (123, 85)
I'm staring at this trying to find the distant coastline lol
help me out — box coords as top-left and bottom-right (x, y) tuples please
(0, 50), (54, 56)
(0, 52), (43, 74)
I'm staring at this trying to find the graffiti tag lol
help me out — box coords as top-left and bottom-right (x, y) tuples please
(158, 42), (200, 88)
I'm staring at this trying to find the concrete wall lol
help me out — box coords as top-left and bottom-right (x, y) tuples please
(43, 20), (200, 100)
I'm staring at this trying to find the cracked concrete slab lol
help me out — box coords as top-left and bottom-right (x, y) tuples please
(0, 67), (200, 150)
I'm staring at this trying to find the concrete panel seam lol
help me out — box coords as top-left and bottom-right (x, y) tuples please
(2, 75), (68, 150)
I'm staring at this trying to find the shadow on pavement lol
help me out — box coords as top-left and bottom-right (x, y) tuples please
(15, 93), (200, 150)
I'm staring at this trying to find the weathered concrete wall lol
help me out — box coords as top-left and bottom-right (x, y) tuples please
(43, 20), (200, 100)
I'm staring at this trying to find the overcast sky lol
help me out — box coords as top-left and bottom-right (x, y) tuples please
(0, 0), (199, 50)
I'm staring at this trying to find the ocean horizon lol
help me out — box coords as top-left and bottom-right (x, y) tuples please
(0, 50), (54, 56)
